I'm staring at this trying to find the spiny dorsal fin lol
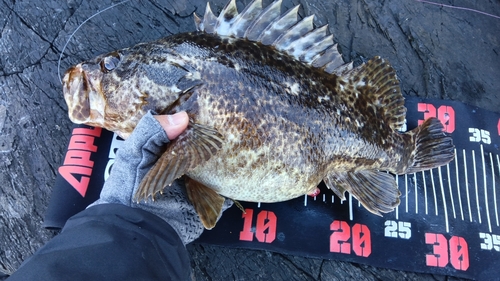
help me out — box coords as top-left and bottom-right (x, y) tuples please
(342, 56), (406, 131)
(228, 0), (263, 38)
(196, 3), (218, 33)
(214, 0), (239, 35)
(194, 0), (352, 74)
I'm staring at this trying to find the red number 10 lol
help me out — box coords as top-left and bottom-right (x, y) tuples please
(497, 119), (500, 136)
(240, 209), (277, 243)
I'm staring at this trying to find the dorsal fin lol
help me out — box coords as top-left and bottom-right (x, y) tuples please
(194, 0), (352, 74)
(343, 57), (406, 131)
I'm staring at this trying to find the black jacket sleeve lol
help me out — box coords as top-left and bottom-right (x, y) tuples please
(7, 204), (191, 281)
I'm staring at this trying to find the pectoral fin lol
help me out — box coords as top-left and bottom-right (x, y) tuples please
(185, 177), (225, 229)
(323, 170), (401, 215)
(134, 122), (223, 202)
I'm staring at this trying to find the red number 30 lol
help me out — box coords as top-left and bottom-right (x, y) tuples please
(417, 103), (455, 133)
(425, 233), (469, 271)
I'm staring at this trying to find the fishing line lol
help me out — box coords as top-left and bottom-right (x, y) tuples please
(415, 0), (500, 20)
(57, 0), (132, 84)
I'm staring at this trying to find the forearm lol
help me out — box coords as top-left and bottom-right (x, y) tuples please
(8, 204), (191, 281)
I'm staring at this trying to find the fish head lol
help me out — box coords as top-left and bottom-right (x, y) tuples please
(63, 47), (189, 138)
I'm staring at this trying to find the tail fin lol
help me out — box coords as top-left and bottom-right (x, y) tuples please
(404, 118), (455, 174)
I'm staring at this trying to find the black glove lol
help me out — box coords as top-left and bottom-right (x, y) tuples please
(89, 111), (232, 244)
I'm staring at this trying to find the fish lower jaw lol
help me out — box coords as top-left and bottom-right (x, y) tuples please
(67, 109), (104, 126)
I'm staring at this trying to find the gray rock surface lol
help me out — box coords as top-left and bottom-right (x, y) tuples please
(1, 0), (498, 279)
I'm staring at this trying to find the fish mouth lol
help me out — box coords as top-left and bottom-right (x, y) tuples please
(62, 64), (105, 126)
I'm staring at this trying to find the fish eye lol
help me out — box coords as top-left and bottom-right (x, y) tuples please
(100, 53), (120, 73)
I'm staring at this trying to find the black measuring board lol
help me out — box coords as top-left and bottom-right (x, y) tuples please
(45, 97), (500, 280)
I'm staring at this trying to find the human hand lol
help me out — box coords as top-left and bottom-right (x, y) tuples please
(153, 112), (189, 140)
(90, 111), (232, 244)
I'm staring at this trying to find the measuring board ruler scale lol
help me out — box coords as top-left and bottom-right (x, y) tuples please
(45, 97), (500, 280)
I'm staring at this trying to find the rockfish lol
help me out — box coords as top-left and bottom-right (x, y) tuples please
(63, 0), (455, 228)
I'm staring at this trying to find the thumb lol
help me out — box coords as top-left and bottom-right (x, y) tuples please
(154, 112), (189, 140)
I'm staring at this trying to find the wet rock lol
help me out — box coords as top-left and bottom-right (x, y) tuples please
(2, 0), (498, 279)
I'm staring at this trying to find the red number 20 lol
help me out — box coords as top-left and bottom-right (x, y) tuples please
(330, 220), (371, 257)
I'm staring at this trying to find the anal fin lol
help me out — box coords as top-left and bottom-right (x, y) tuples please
(134, 122), (223, 202)
(322, 177), (347, 201)
(324, 170), (401, 215)
(185, 177), (225, 229)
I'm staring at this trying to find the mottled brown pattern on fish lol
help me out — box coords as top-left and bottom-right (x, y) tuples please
(65, 34), (407, 202)
(130, 32), (404, 201)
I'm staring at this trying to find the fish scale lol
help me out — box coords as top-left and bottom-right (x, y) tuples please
(62, 0), (454, 229)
